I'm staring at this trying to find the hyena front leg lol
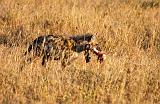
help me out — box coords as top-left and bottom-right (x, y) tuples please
(67, 52), (79, 65)
(84, 50), (91, 63)
(84, 44), (91, 63)
(61, 52), (78, 68)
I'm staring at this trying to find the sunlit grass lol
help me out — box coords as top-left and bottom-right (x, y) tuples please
(0, 0), (160, 104)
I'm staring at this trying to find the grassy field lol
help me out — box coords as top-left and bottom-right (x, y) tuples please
(0, 0), (160, 104)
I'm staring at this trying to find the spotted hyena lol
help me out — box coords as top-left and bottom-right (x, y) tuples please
(25, 33), (106, 67)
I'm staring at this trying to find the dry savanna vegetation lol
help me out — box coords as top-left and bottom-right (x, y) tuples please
(0, 0), (160, 104)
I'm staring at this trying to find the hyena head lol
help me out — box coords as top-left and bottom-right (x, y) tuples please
(69, 33), (106, 63)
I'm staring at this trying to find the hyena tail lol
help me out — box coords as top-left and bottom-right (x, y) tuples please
(24, 43), (33, 55)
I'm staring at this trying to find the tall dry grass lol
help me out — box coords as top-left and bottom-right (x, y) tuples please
(0, 0), (160, 104)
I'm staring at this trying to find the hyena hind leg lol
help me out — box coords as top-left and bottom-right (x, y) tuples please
(42, 55), (48, 66)
(42, 54), (52, 66)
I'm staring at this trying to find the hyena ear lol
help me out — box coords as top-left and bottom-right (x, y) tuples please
(90, 35), (97, 45)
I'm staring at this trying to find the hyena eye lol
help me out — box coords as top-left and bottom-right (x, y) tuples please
(85, 44), (90, 50)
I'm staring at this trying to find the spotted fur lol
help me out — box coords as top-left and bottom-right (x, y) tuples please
(25, 34), (105, 68)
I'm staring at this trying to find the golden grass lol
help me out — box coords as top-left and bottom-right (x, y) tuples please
(0, 0), (160, 104)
